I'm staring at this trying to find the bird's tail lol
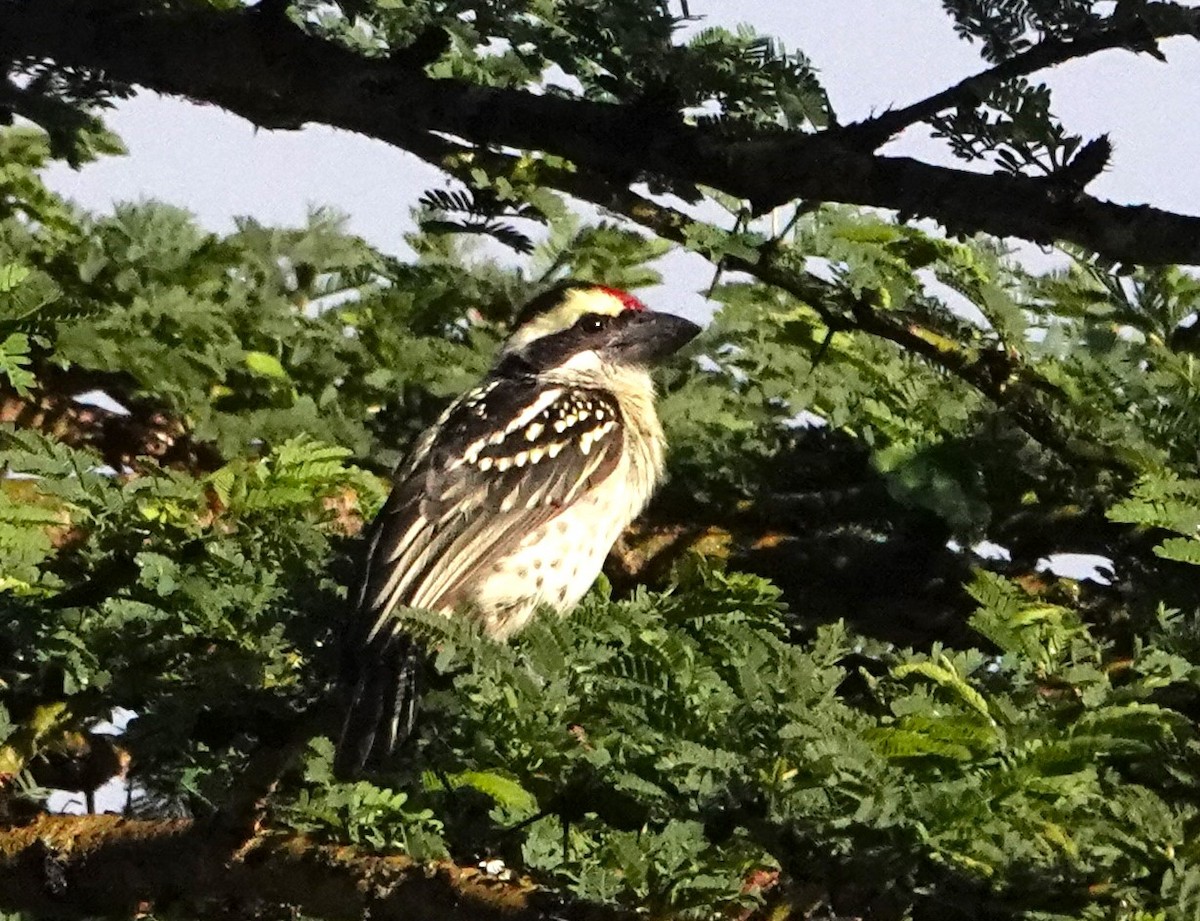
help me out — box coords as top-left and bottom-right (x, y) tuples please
(333, 631), (423, 780)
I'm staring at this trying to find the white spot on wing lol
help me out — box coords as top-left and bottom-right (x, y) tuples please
(504, 388), (563, 434)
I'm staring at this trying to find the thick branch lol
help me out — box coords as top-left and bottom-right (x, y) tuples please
(4, 1), (1200, 263)
(0, 364), (223, 472)
(0, 813), (636, 921)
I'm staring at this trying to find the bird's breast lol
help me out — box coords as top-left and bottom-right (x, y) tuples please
(469, 443), (659, 639)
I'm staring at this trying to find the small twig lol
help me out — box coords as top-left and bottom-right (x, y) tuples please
(705, 211), (749, 299)
(810, 328), (837, 370)
(775, 203), (813, 244)
(210, 703), (334, 850)
(843, 10), (1188, 149)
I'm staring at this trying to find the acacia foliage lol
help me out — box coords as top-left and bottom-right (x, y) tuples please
(3, 111), (1200, 921)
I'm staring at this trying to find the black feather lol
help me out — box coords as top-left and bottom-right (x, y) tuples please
(334, 628), (421, 779)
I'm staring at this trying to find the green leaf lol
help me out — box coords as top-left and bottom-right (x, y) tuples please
(243, 350), (291, 380)
(434, 770), (538, 814)
(0, 333), (34, 395)
(892, 658), (995, 723)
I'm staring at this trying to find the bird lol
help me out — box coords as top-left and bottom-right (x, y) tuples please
(334, 281), (701, 778)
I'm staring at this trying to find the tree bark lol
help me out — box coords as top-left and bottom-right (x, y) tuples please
(0, 812), (637, 921)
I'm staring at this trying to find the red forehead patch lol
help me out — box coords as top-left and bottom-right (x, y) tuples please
(599, 286), (646, 312)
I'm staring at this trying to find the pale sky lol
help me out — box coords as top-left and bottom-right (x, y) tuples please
(40, 1), (1200, 318)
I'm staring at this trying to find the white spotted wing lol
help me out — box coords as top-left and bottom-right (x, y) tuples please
(348, 377), (624, 650)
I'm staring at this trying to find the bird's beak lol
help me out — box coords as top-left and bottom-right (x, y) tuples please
(606, 311), (702, 365)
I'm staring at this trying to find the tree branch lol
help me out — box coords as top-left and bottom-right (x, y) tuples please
(606, 192), (1127, 472)
(0, 363), (223, 473)
(3, 1), (1200, 263)
(844, 4), (1195, 148)
(0, 813), (638, 921)
(400, 134), (1128, 473)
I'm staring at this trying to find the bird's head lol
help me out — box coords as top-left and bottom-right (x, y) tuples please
(497, 282), (701, 378)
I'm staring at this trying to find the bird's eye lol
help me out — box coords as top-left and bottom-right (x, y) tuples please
(578, 314), (608, 333)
